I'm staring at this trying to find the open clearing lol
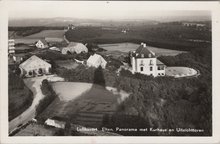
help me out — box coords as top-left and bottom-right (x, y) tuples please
(55, 60), (79, 69)
(98, 42), (186, 56)
(39, 82), (130, 128)
(166, 67), (198, 78)
(26, 30), (65, 38)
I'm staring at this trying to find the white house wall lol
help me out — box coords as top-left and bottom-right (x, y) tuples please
(131, 57), (165, 77)
(20, 60), (51, 77)
(136, 58), (157, 76)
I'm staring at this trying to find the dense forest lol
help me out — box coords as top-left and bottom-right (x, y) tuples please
(8, 69), (33, 121)
(8, 26), (65, 37)
(65, 22), (211, 51)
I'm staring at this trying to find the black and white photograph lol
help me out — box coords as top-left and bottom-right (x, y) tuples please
(1, 1), (220, 143)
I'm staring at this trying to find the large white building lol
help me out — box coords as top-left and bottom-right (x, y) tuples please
(87, 54), (107, 69)
(61, 42), (88, 54)
(130, 43), (166, 77)
(19, 55), (51, 77)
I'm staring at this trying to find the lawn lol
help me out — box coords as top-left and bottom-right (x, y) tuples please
(26, 30), (65, 38)
(98, 43), (186, 56)
(55, 60), (79, 70)
(166, 67), (198, 78)
(39, 82), (130, 128)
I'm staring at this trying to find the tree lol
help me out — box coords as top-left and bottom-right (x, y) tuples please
(93, 66), (106, 87)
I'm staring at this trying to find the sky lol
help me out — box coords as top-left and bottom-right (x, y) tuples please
(8, 1), (211, 21)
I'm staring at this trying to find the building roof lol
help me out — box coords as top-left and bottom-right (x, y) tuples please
(62, 42), (88, 54)
(37, 39), (48, 45)
(156, 59), (165, 65)
(19, 55), (51, 69)
(131, 45), (155, 58)
(87, 54), (107, 67)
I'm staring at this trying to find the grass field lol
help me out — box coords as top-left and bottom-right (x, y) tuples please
(98, 43), (186, 56)
(39, 82), (129, 128)
(55, 60), (79, 70)
(166, 67), (198, 78)
(14, 38), (39, 44)
(26, 30), (65, 38)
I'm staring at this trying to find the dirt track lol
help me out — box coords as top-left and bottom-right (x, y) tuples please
(9, 75), (64, 133)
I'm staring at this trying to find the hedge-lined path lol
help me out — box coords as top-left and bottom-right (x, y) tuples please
(9, 75), (64, 133)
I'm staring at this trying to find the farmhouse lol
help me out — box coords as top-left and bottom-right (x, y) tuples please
(45, 117), (66, 129)
(130, 43), (166, 77)
(19, 55), (51, 77)
(35, 39), (49, 49)
(87, 53), (107, 69)
(61, 42), (88, 54)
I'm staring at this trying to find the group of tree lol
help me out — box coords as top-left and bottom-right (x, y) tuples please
(35, 79), (58, 122)
(8, 70), (33, 121)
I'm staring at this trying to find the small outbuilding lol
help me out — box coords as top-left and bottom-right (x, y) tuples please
(87, 53), (107, 69)
(45, 116), (66, 129)
(35, 39), (49, 49)
(61, 42), (88, 54)
(19, 55), (51, 77)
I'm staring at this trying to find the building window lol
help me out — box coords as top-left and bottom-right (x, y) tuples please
(158, 73), (160, 76)
(140, 67), (143, 71)
(150, 60), (153, 65)
(158, 66), (164, 70)
(140, 60), (144, 66)
(150, 67), (153, 71)
(28, 71), (33, 76)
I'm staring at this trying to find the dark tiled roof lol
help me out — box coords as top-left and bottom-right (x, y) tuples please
(131, 45), (155, 58)
(39, 38), (48, 45)
(156, 59), (165, 65)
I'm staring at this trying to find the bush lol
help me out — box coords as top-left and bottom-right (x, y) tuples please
(35, 79), (57, 118)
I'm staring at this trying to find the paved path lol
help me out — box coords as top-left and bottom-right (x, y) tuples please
(9, 75), (64, 133)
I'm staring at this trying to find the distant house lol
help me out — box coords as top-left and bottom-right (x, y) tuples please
(61, 42), (88, 54)
(67, 24), (75, 30)
(19, 55), (51, 77)
(87, 53), (107, 69)
(45, 117), (66, 129)
(35, 39), (49, 49)
(130, 43), (166, 77)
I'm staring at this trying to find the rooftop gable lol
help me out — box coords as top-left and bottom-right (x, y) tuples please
(37, 39), (48, 45)
(19, 55), (51, 69)
(156, 59), (165, 65)
(132, 44), (155, 58)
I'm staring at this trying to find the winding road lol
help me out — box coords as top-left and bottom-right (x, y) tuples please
(9, 75), (64, 133)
